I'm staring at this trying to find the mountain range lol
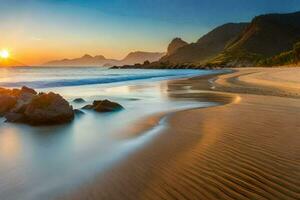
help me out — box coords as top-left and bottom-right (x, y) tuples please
(118, 11), (300, 69)
(211, 11), (300, 67)
(44, 51), (165, 67)
(160, 23), (249, 64)
(0, 58), (27, 67)
(5, 11), (300, 68)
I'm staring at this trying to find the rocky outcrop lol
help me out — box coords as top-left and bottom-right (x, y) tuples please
(0, 86), (74, 125)
(82, 99), (123, 112)
(0, 95), (17, 116)
(23, 92), (74, 125)
(10, 86), (37, 113)
(166, 38), (188, 56)
(160, 23), (248, 64)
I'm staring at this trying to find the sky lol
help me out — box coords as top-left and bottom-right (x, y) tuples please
(1, 0), (300, 65)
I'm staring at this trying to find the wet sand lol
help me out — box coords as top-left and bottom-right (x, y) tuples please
(61, 68), (300, 200)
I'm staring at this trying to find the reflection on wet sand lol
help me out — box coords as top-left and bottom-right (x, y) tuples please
(62, 69), (300, 200)
(0, 73), (228, 200)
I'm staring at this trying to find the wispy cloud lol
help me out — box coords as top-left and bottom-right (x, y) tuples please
(30, 37), (43, 41)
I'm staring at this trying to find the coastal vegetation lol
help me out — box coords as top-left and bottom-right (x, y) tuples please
(259, 42), (300, 66)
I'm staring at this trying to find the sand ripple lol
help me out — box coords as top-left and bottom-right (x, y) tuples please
(60, 69), (300, 200)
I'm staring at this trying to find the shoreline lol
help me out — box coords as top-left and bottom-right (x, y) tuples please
(112, 70), (239, 141)
(61, 67), (300, 200)
(0, 68), (230, 200)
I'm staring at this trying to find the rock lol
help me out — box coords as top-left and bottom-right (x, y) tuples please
(82, 99), (123, 112)
(166, 37), (188, 56)
(82, 104), (93, 109)
(73, 98), (86, 103)
(23, 92), (74, 125)
(11, 87), (37, 113)
(93, 100), (123, 112)
(0, 86), (75, 125)
(20, 86), (37, 95)
(74, 109), (85, 115)
(4, 113), (25, 123)
(128, 98), (140, 101)
(0, 95), (17, 116)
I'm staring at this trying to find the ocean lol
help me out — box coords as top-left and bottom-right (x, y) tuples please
(0, 67), (217, 88)
(0, 67), (221, 200)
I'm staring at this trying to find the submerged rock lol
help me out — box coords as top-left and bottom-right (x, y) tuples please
(74, 109), (85, 116)
(82, 99), (123, 112)
(73, 98), (86, 103)
(81, 104), (93, 109)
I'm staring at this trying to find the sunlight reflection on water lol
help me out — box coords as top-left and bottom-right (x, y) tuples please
(0, 68), (222, 200)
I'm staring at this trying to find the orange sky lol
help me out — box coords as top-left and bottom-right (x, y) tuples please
(2, 0), (298, 66)
(0, 36), (169, 66)
(0, 1), (206, 66)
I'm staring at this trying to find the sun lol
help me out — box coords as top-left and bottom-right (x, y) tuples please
(0, 49), (10, 59)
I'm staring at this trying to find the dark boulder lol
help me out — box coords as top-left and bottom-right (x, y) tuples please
(4, 113), (25, 123)
(0, 95), (17, 116)
(11, 87), (37, 113)
(73, 98), (86, 103)
(82, 104), (93, 109)
(23, 92), (74, 125)
(82, 99), (123, 112)
(20, 86), (37, 95)
(0, 86), (37, 116)
(1, 86), (75, 125)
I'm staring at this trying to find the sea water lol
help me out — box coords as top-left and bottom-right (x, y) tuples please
(0, 67), (220, 200)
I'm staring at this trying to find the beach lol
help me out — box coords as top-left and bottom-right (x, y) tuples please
(0, 68), (222, 200)
(2, 2), (300, 200)
(0, 67), (299, 200)
(60, 67), (300, 200)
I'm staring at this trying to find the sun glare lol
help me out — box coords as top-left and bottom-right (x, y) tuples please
(0, 50), (10, 59)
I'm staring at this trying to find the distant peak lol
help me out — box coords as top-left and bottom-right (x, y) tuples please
(167, 37), (188, 55)
(120, 51), (165, 65)
(171, 37), (186, 43)
(81, 54), (93, 59)
(124, 51), (164, 58)
(94, 55), (106, 59)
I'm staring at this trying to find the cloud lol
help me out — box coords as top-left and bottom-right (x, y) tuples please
(30, 37), (43, 41)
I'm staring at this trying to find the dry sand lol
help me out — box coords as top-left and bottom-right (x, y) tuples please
(214, 67), (300, 98)
(61, 68), (300, 200)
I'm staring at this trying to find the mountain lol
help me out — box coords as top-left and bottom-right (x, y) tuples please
(258, 41), (300, 66)
(160, 23), (249, 64)
(0, 58), (27, 67)
(166, 38), (188, 56)
(45, 51), (165, 67)
(159, 11), (300, 67)
(210, 11), (300, 66)
(44, 54), (117, 67)
(46, 11), (300, 68)
(119, 51), (165, 65)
